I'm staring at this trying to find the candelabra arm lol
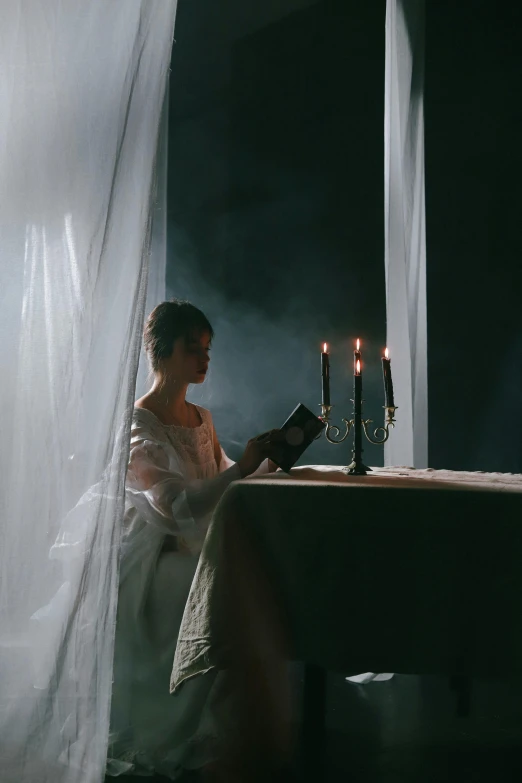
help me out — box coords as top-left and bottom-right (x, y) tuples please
(325, 418), (353, 444)
(316, 404), (332, 439)
(361, 419), (390, 445)
(318, 404), (353, 444)
(361, 406), (398, 445)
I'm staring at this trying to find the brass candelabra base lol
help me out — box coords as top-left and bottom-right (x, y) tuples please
(318, 404), (397, 476)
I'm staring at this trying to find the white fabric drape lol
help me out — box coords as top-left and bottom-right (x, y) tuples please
(0, 4), (177, 783)
(135, 86), (169, 400)
(384, 0), (428, 468)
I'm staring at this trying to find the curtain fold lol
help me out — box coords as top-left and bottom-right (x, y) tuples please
(135, 84), (169, 400)
(384, 0), (428, 468)
(0, 3), (177, 782)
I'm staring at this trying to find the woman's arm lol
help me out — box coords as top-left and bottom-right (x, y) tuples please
(212, 421), (223, 470)
(211, 421), (279, 476)
(127, 434), (240, 538)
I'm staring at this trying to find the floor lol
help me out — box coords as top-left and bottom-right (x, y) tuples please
(107, 670), (522, 782)
(324, 671), (522, 782)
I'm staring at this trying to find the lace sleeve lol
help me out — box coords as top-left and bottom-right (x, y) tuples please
(126, 434), (241, 537)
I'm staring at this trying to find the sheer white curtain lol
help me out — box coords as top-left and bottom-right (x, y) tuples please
(0, 3), (177, 783)
(135, 85), (169, 400)
(384, 0), (428, 468)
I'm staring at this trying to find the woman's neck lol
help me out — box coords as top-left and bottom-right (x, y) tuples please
(137, 379), (191, 425)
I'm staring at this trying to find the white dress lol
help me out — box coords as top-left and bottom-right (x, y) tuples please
(107, 405), (260, 779)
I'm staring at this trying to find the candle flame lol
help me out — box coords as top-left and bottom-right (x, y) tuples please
(356, 338), (360, 351)
(356, 359), (361, 374)
(323, 342), (327, 353)
(385, 347), (389, 359)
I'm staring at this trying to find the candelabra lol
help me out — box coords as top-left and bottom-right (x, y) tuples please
(318, 395), (397, 475)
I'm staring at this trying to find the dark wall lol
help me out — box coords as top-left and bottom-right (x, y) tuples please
(425, 0), (522, 472)
(167, 0), (387, 466)
(224, 2), (385, 331)
(167, 0), (521, 471)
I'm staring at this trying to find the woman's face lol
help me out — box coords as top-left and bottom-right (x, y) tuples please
(163, 330), (211, 385)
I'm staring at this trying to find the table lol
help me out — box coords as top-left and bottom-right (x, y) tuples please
(171, 465), (522, 773)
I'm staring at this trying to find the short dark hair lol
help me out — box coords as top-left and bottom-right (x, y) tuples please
(143, 299), (214, 372)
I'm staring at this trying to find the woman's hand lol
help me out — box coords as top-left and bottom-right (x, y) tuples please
(267, 459), (279, 473)
(238, 430), (281, 478)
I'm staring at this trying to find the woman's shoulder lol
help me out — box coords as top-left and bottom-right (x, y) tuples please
(131, 406), (169, 441)
(190, 403), (213, 428)
(132, 403), (212, 433)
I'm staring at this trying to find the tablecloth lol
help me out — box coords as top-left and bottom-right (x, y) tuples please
(171, 465), (522, 694)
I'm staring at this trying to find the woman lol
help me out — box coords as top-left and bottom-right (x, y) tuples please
(107, 300), (279, 780)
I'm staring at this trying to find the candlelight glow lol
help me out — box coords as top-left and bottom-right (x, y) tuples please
(323, 342), (327, 353)
(385, 347), (389, 359)
(356, 359), (361, 374)
(356, 339), (360, 351)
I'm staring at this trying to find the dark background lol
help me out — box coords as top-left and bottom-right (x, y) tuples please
(425, 0), (522, 473)
(166, 0), (522, 473)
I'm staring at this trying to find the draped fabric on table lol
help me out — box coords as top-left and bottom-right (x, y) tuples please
(0, 3), (177, 782)
(384, 0), (428, 468)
